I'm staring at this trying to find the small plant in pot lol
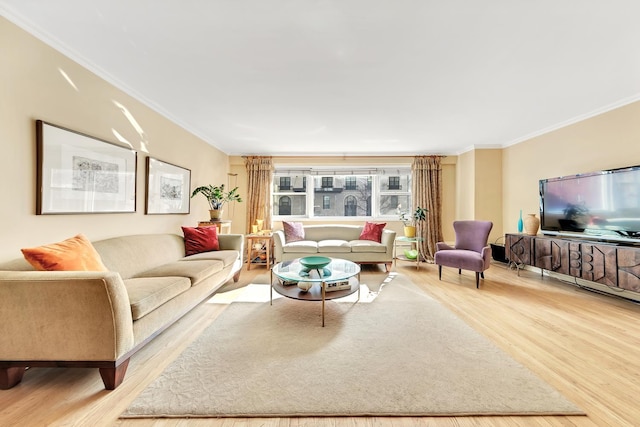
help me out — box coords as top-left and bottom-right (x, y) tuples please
(398, 206), (428, 238)
(191, 184), (242, 220)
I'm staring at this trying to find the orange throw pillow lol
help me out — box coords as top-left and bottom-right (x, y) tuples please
(21, 234), (108, 271)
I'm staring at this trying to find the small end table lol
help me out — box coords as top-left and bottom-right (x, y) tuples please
(246, 233), (273, 270)
(394, 236), (424, 270)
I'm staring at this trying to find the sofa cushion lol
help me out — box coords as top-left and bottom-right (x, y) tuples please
(282, 240), (318, 254)
(21, 234), (108, 272)
(283, 221), (305, 242)
(318, 240), (352, 253)
(359, 222), (386, 243)
(182, 226), (219, 255)
(350, 240), (387, 253)
(135, 260), (224, 285)
(93, 234), (186, 280)
(124, 276), (192, 320)
(183, 250), (239, 268)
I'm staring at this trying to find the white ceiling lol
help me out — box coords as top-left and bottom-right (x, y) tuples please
(2, 1), (640, 156)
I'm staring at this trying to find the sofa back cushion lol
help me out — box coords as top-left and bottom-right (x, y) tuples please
(92, 234), (186, 279)
(302, 225), (363, 242)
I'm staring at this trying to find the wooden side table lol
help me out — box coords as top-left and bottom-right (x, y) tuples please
(246, 233), (273, 270)
(198, 220), (232, 234)
(394, 236), (423, 270)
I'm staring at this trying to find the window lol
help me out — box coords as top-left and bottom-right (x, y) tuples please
(278, 196), (292, 215)
(345, 176), (357, 190)
(279, 177), (291, 191)
(273, 167), (411, 220)
(344, 196), (358, 216)
(388, 176), (400, 190)
(272, 175), (307, 216)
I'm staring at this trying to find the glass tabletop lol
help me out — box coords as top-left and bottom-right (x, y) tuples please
(395, 236), (424, 242)
(272, 258), (360, 283)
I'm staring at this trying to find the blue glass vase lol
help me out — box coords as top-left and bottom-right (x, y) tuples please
(517, 210), (524, 233)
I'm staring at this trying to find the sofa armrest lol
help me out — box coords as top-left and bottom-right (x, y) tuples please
(380, 230), (396, 254)
(273, 230), (286, 261)
(0, 271), (134, 362)
(218, 233), (244, 254)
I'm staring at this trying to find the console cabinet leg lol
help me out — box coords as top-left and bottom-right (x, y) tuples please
(99, 359), (130, 390)
(0, 367), (26, 389)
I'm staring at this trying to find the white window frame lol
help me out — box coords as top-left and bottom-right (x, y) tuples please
(272, 166), (411, 221)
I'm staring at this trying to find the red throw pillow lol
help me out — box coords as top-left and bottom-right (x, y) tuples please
(359, 222), (386, 243)
(182, 226), (219, 256)
(283, 221), (305, 242)
(21, 234), (108, 271)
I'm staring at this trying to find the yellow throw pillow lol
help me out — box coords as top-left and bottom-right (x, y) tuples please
(21, 234), (108, 271)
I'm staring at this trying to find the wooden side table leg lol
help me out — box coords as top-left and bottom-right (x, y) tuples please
(246, 237), (252, 271)
(321, 281), (326, 327)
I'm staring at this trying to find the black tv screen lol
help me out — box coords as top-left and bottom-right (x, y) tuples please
(539, 165), (640, 241)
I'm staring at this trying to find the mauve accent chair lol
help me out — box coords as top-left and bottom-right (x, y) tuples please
(434, 220), (494, 288)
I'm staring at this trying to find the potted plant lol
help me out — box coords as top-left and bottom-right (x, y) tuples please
(398, 206), (428, 237)
(191, 184), (242, 220)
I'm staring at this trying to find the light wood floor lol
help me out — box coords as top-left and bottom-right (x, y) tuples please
(2, 261), (640, 427)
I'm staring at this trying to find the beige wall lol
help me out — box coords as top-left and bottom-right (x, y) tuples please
(0, 18), (230, 262)
(502, 101), (640, 235)
(456, 150), (475, 219)
(451, 149), (503, 243)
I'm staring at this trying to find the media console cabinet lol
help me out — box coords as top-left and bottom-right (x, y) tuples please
(505, 233), (640, 298)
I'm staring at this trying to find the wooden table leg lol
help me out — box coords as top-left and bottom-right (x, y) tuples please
(321, 281), (326, 327)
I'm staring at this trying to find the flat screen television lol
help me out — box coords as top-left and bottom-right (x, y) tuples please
(539, 165), (640, 243)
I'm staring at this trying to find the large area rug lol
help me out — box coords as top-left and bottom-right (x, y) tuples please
(121, 272), (583, 418)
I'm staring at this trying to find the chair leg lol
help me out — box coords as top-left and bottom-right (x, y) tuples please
(438, 265), (442, 280)
(481, 272), (485, 279)
(475, 272), (480, 288)
(458, 268), (461, 275)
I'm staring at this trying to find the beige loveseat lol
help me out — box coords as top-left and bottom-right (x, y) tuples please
(273, 224), (396, 271)
(0, 233), (243, 390)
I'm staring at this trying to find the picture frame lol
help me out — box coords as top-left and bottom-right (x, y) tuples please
(36, 120), (137, 214)
(145, 157), (191, 214)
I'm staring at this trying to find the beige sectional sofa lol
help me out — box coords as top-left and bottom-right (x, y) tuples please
(273, 224), (396, 270)
(0, 233), (243, 390)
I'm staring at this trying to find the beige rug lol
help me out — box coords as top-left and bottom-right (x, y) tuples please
(121, 273), (583, 418)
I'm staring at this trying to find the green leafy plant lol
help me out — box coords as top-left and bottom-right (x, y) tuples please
(398, 206), (428, 226)
(190, 184), (242, 210)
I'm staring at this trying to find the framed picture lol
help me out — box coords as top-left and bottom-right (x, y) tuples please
(145, 157), (191, 214)
(36, 120), (137, 214)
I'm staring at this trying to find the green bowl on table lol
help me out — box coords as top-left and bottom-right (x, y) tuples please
(404, 249), (418, 260)
(298, 256), (332, 276)
(299, 256), (332, 269)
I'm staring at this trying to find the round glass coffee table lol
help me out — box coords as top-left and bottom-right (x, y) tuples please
(271, 258), (361, 326)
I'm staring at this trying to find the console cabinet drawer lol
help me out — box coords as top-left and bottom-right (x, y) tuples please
(617, 247), (640, 292)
